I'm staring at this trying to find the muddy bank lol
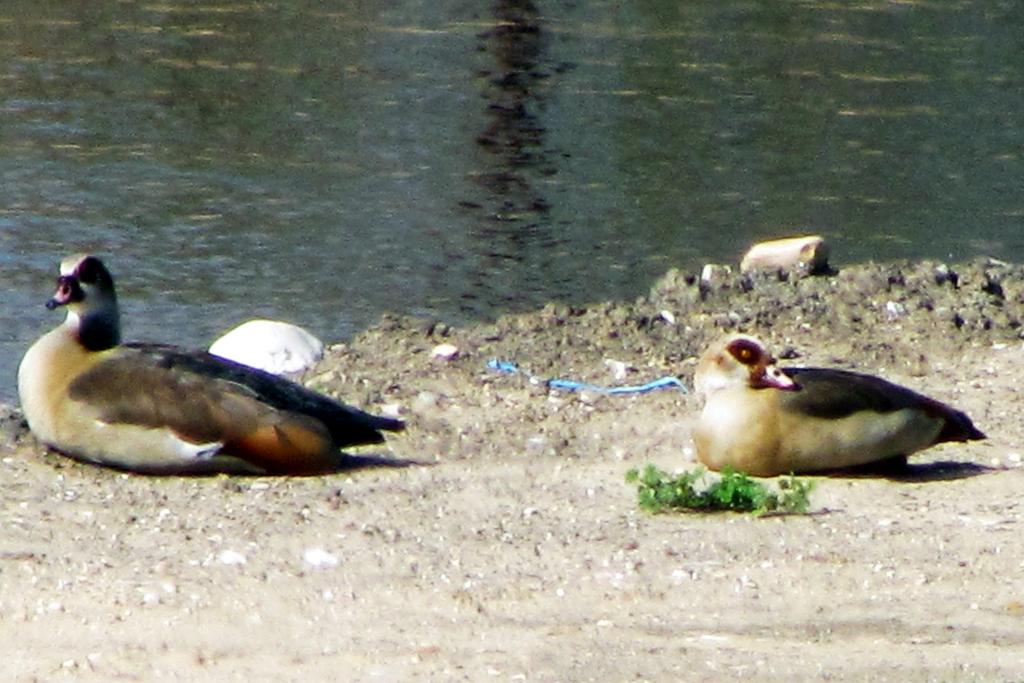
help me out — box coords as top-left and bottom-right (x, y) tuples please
(1, 258), (1022, 682)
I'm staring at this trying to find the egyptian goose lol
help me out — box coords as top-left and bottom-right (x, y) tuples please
(17, 255), (404, 475)
(693, 334), (985, 476)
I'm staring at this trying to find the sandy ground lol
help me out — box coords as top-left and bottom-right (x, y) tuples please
(1, 258), (1023, 682)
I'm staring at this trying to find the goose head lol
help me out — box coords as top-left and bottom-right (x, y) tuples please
(694, 334), (796, 396)
(48, 254), (121, 351)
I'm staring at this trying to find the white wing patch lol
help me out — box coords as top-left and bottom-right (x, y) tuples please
(174, 438), (224, 461)
(93, 419), (223, 462)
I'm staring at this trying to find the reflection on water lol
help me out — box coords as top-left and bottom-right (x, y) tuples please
(464, 0), (559, 311)
(1, 1), (1023, 399)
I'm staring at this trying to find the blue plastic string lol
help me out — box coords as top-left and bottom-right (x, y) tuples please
(487, 358), (687, 395)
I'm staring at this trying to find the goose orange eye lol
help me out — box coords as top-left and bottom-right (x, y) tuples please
(727, 339), (762, 365)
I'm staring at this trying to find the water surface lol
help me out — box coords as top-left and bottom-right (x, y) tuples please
(2, 1), (1022, 400)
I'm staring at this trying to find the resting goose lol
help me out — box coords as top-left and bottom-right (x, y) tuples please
(17, 254), (403, 474)
(692, 334), (985, 476)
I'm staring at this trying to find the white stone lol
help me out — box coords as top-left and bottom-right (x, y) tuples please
(210, 319), (324, 376)
(604, 358), (630, 380)
(430, 343), (459, 360)
(700, 263), (732, 286)
(218, 549), (247, 566)
(303, 547), (340, 568)
(884, 301), (907, 319)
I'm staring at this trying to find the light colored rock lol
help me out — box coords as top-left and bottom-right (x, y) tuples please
(303, 547), (340, 568)
(218, 549), (247, 566)
(209, 319), (324, 376)
(884, 300), (907, 319)
(604, 358), (630, 381)
(430, 343), (460, 360)
(700, 263), (732, 287)
(740, 235), (830, 274)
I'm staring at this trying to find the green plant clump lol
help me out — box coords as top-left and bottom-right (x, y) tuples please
(625, 464), (814, 515)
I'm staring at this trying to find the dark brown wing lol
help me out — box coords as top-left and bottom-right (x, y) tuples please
(69, 343), (404, 449)
(781, 367), (985, 443)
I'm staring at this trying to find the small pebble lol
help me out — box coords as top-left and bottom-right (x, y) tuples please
(884, 301), (906, 319)
(380, 402), (404, 418)
(413, 392), (439, 412)
(303, 547), (340, 568)
(431, 343), (459, 360)
(700, 263), (732, 288)
(604, 358), (630, 380)
(218, 550), (247, 566)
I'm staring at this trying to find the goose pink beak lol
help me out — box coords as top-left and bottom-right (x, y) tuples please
(752, 362), (797, 390)
(46, 275), (79, 310)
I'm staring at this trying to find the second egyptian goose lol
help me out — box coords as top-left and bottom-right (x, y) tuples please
(692, 334), (985, 476)
(17, 255), (404, 475)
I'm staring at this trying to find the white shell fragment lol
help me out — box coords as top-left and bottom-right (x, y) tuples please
(740, 235), (830, 274)
(210, 319), (324, 376)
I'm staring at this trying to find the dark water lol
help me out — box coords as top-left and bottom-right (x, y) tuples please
(2, 1), (1023, 400)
